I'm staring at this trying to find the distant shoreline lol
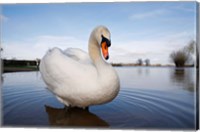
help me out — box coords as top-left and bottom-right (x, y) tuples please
(3, 66), (39, 73)
(1, 59), (195, 73)
(111, 64), (194, 67)
(2, 65), (195, 73)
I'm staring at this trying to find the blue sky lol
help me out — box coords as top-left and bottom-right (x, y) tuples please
(1, 2), (197, 64)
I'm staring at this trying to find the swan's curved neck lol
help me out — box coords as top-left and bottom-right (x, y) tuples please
(88, 32), (105, 66)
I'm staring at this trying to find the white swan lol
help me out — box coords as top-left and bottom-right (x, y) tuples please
(39, 26), (120, 108)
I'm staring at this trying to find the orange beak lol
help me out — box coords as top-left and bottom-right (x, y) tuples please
(101, 41), (109, 60)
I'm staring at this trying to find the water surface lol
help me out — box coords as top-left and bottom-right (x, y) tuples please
(2, 67), (197, 129)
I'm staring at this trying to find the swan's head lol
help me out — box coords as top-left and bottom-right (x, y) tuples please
(94, 26), (111, 60)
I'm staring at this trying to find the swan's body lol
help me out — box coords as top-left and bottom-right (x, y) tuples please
(40, 26), (120, 108)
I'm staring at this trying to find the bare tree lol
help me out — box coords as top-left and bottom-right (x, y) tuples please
(184, 40), (195, 54)
(144, 59), (150, 66)
(170, 50), (189, 67)
(170, 40), (196, 67)
(137, 59), (143, 66)
(184, 40), (196, 66)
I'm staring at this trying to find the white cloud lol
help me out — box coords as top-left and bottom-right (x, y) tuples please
(129, 9), (169, 20)
(2, 35), (87, 60)
(108, 31), (194, 64)
(2, 30), (194, 65)
(109, 40), (169, 64)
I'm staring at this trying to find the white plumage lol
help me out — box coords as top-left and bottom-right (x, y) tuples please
(39, 26), (120, 108)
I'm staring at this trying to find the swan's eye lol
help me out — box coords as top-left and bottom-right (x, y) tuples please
(101, 35), (111, 47)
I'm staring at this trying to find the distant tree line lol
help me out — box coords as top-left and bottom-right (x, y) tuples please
(3, 59), (40, 67)
(136, 58), (150, 66)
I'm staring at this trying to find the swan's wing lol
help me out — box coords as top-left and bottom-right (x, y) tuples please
(39, 48), (97, 100)
(63, 48), (92, 64)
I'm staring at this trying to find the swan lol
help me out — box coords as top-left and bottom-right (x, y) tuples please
(39, 26), (120, 108)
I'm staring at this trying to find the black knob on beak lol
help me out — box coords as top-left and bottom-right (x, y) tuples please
(101, 35), (111, 47)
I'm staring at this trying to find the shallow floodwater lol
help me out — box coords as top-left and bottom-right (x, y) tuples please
(2, 67), (197, 129)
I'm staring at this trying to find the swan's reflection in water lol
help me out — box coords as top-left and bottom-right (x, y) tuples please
(45, 105), (109, 127)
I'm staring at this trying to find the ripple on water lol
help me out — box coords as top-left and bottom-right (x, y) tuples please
(90, 88), (195, 129)
(2, 71), (196, 129)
